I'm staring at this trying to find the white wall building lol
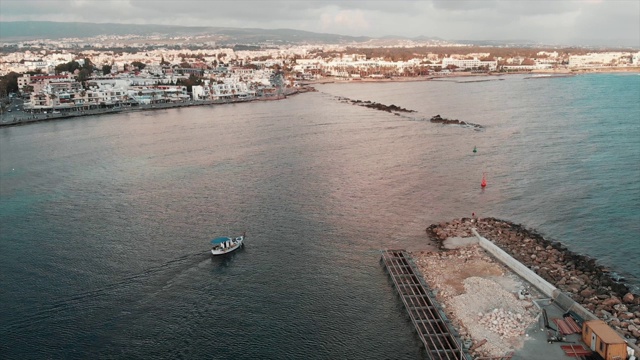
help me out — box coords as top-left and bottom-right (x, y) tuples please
(441, 57), (497, 70)
(193, 79), (254, 100)
(568, 52), (629, 68)
(502, 64), (553, 71)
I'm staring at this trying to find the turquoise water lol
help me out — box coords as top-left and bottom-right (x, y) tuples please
(0, 73), (638, 359)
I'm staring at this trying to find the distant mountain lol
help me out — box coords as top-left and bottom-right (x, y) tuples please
(566, 37), (640, 48)
(411, 35), (446, 42)
(7, 21), (630, 48)
(453, 39), (540, 47)
(0, 21), (194, 39)
(455, 38), (639, 49)
(374, 34), (446, 42)
(0, 21), (370, 45)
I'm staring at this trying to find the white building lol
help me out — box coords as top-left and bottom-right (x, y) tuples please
(441, 57), (497, 71)
(568, 52), (628, 68)
(502, 64), (553, 71)
(193, 79), (254, 100)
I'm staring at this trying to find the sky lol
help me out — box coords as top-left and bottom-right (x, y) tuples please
(1, 0), (639, 46)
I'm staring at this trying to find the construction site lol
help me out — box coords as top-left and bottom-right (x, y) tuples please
(381, 218), (639, 360)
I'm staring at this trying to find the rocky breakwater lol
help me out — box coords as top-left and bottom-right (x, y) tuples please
(355, 100), (415, 112)
(355, 100), (415, 113)
(336, 96), (416, 115)
(430, 114), (483, 129)
(426, 217), (640, 344)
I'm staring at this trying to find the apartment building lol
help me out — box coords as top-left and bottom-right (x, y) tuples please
(441, 57), (498, 71)
(17, 74), (74, 92)
(568, 52), (630, 67)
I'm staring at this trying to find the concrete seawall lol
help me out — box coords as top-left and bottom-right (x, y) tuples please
(0, 98), (253, 127)
(471, 228), (598, 322)
(0, 87), (310, 128)
(471, 228), (557, 297)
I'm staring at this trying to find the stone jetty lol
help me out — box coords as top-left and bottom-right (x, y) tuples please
(426, 217), (640, 344)
(353, 100), (415, 113)
(430, 114), (483, 129)
(336, 96), (416, 114)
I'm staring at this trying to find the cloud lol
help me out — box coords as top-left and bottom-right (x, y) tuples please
(320, 9), (370, 33)
(432, 0), (499, 11)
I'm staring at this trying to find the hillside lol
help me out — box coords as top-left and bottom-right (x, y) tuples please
(0, 21), (370, 45)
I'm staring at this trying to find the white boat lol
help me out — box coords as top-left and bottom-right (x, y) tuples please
(211, 233), (245, 255)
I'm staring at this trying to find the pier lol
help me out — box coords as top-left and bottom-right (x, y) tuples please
(381, 249), (470, 360)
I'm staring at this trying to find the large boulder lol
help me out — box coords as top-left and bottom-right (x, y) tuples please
(602, 297), (622, 307)
(619, 312), (635, 320)
(623, 293), (635, 304)
(581, 288), (597, 298)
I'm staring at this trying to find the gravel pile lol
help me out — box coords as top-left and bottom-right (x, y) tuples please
(414, 245), (539, 358)
(449, 277), (538, 356)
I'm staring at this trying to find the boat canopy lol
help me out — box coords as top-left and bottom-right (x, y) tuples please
(211, 236), (231, 245)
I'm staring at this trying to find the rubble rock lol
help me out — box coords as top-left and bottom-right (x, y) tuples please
(623, 293), (635, 304)
(581, 288), (596, 298)
(619, 312), (635, 320)
(413, 245), (536, 358)
(603, 297), (622, 307)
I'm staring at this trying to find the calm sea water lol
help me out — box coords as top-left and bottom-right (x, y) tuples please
(1, 73), (638, 359)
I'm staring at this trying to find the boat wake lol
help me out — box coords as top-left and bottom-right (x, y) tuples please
(1, 252), (210, 333)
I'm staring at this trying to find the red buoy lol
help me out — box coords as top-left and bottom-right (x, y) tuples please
(481, 173), (487, 188)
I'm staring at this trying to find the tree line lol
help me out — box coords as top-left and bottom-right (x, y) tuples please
(317, 46), (597, 62)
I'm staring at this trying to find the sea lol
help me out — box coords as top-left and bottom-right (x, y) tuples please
(1, 73), (638, 359)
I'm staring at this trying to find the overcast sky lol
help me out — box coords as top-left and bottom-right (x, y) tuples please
(1, 0), (639, 46)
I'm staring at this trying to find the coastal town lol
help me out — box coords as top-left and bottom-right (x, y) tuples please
(1, 35), (639, 124)
(0, 26), (640, 359)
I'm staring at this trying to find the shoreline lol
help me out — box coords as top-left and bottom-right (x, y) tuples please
(0, 87), (313, 128)
(305, 66), (640, 85)
(0, 98), (253, 128)
(3, 67), (637, 127)
(425, 217), (640, 343)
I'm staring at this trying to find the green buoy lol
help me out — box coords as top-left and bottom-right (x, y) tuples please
(473, 146), (477, 153)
